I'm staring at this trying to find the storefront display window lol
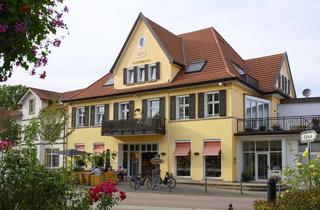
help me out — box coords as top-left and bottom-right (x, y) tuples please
(177, 156), (191, 176)
(205, 156), (221, 177)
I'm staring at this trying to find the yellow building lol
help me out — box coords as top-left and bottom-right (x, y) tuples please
(63, 13), (296, 182)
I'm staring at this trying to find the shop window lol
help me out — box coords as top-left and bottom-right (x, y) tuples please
(205, 156), (221, 177)
(176, 156), (191, 176)
(256, 141), (268, 151)
(243, 153), (255, 180)
(270, 153), (282, 170)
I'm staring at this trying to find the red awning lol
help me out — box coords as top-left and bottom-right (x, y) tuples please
(93, 144), (105, 153)
(75, 144), (85, 151)
(203, 141), (221, 156)
(174, 142), (191, 156)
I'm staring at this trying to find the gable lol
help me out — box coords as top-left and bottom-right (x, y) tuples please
(113, 17), (179, 89)
(276, 56), (296, 98)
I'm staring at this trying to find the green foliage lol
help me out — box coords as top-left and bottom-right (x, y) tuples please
(254, 189), (320, 210)
(0, 115), (21, 145)
(38, 102), (73, 144)
(0, 84), (26, 108)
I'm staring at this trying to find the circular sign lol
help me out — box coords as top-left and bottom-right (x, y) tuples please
(150, 156), (164, 165)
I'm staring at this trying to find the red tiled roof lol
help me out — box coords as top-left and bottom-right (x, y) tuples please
(26, 87), (83, 101)
(65, 14), (288, 102)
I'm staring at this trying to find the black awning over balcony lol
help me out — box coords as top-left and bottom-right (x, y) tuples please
(101, 117), (165, 136)
(236, 115), (320, 135)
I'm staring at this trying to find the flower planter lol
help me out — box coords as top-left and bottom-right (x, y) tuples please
(90, 174), (104, 186)
(83, 173), (91, 185)
(105, 171), (118, 184)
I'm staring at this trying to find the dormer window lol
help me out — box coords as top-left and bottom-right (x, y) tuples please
(29, 99), (35, 114)
(149, 64), (157, 81)
(137, 66), (145, 83)
(127, 68), (135, 84)
(232, 62), (245, 75)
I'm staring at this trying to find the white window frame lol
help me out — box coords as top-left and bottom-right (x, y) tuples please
(76, 107), (85, 127)
(149, 64), (157, 81)
(45, 148), (60, 168)
(245, 95), (270, 129)
(204, 91), (220, 117)
(127, 68), (135, 84)
(176, 95), (189, 120)
(119, 102), (130, 120)
(137, 66), (146, 83)
(95, 105), (105, 125)
(147, 98), (160, 118)
(29, 99), (35, 114)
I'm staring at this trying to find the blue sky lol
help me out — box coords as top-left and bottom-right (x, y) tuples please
(4, 0), (320, 97)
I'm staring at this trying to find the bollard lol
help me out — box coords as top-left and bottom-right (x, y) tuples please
(204, 177), (208, 193)
(240, 177), (243, 195)
(228, 203), (233, 210)
(267, 178), (277, 204)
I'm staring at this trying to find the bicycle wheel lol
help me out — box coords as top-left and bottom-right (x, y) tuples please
(130, 177), (136, 190)
(167, 177), (176, 190)
(146, 177), (153, 190)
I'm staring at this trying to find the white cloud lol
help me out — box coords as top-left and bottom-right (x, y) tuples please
(3, 0), (320, 96)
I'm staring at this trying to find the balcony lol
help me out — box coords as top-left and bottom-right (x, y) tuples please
(237, 115), (320, 135)
(101, 117), (166, 136)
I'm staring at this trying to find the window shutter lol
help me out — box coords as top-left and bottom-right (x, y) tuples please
(219, 90), (227, 116)
(198, 92), (204, 118)
(123, 68), (127, 85)
(142, 99), (148, 119)
(159, 97), (165, 119)
(84, 106), (89, 126)
(189, 94), (196, 119)
(129, 101), (135, 119)
(90, 106), (95, 126)
(145, 64), (149, 81)
(288, 80), (291, 95)
(133, 66), (138, 83)
(104, 104), (109, 122)
(170, 96), (176, 120)
(72, 107), (76, 127)
(156, 62), (160, 80)
(278, 75), (281, 88)
(113, 103), (119, 120)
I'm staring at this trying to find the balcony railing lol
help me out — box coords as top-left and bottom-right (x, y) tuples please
(101, 117), (166, 136)
(237, 115), (320, 134)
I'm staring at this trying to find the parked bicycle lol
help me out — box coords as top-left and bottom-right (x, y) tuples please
(130, 174), (152, 190)
(148, 170), (176, 191)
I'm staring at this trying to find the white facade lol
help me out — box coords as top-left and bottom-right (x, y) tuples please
(278, 101), (320, 116)
(19, 90), (65, 168)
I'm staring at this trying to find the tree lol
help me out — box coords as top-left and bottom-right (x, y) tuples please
(0, 0), (69, 81)
(0, 84), (26, 109)
(38, 102), (73, 169)
(0, 115), (21, 145)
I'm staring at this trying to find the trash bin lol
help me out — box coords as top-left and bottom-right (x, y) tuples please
(267, 178), (277, 203)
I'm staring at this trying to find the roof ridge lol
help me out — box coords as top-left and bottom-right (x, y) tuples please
(144, 16), (180, 39)
(245, 52), (285, 61)
(29, 87), (61, 94)
(210, 27), (235, 77)
(178, 27), (213, 36)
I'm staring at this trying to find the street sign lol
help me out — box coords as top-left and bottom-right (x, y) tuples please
(301, 130), (317, 143)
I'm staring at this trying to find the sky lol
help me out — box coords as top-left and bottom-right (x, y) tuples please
(3, 0), (320, 97)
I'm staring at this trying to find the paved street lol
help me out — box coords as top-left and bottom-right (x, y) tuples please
(114, 182), (266, 210)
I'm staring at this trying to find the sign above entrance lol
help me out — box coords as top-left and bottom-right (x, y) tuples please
(150, 155), (164, 165)
(301, 130), (317, 143)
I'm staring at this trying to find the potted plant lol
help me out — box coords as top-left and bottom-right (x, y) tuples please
(272, 124), (282, 131)
(259, 125), (266, 131)
(312, 118), (320, 130)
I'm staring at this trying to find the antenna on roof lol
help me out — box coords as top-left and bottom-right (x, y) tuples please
(302, 88), (312, 98)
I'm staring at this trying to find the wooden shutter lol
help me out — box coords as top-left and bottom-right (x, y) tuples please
(156, 62), (160, 80)
(219, 90), (227, 116)
(104, 104), (109, 122)
(84, 106), (89, 126)
(123, 68), (127, 85)
(170, 96), (176, 120)
(113, 103), (119, 120)
(71, 107), (76, 127)
(198, 92), (204, 118)
(159, 97), (165, 119)
(145, 64), (149, 81)
(288, 80), (291, 95)
(133, 66), (138, 83)
(142, 99), (148, 119)
(90, 106), (95, 126)
(189, 94), (196, 119)
(129, 101), (135, 119)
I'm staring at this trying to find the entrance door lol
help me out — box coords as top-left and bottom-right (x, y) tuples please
(130, 152), (140, 176)
(141, 152), (157, 176)
(256, 152), (269, 181)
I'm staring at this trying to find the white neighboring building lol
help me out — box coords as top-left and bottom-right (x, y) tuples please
(18, 87), (81, 168)
(236, 97), (320, 182)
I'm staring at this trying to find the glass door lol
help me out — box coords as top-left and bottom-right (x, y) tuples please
(256, 152), (269, 181)
(130, 152), (140, 176)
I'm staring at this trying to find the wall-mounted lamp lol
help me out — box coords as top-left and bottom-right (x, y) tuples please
(135, 108), (141, 112)
(161, 152), (166, 156)
(218, 82), (224, 86)
(194, 152), (199, 156)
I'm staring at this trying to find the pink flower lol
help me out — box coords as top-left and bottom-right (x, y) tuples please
(39, 71), (46, 79)
(64, 6), (69, 13)
(0, 24), (8, 33)
(31, 69), (36, 75)
(14, 21), (27, 33)
(31, 47), (37, 56)
(53, 39), (61, 47)
(0, 140), (12, 151)
(48, 8), (53, 14)
(53, 19), (64, 27)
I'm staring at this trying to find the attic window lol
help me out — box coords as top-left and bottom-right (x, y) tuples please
(186, 61), (206, 73)
(104, 76), (114, 86)
(232, 62), (245, 75)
